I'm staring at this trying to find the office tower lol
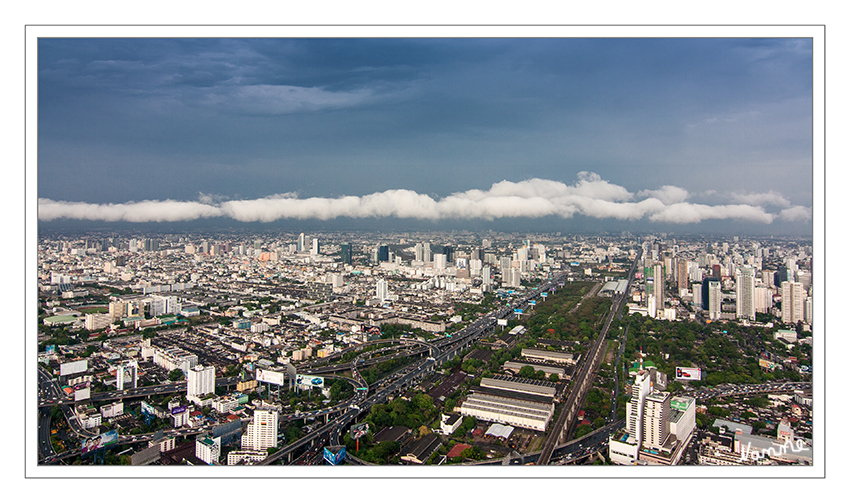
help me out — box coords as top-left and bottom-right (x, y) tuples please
(241, 409), (279, 450)
(509, 268), (521, 288)
(378, 245), (389, 262)
(805, 296), (813, 325)
(736, 267), (756, 321)
(340, 243), (352, 265)
(414, 243), (424, 262)
(296, 233), (305, 253)
(703, 280), (721, 320)
(187, 364), (215, 398)
(774, 269), (788, 287)
(443, 245), (454, 262)
(482, 238), (491, 249)
(500, 256), (512, 272)
(376, 278), (389, 303)
(712, 264), (722, 280)
(482, 265), (492, 287)
(470, 259), (482, 277)
(434, 253), (447, 271)
(782, 281), (805, 325)
(626, 370), (654, 447)
(311, 238), (320, 255)
(692, 284), (702, 310)
(754, 286), (773, 313)
(677, 261), (689, 292)
(423, 243), (432, 262)
(653, 263), (665, 318)
(643, 391), (672, 450)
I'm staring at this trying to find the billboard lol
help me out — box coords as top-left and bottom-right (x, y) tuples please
(46, 345), (56, 354)
(296, 374), (325, 389)
(81, 430), (118, 456)
(170, 405), (188, 415)
(675, 367), (702, 381)
(60, 359), (88, 376)
(514, 309), (523, 315)
(141, 401), (156, 416)
(323, 446), (346, 465)
(497, 319), (508, 326)
(74, 385), (91, 402)
(759, 359), (776, 371)
(529, 300), (536, 306)
(350, 422), (370, 440)
(256, 368), (285, 386)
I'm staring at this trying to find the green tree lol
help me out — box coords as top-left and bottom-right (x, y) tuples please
(168, 368), (184, 381)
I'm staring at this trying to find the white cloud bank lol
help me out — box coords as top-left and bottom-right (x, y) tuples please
(38, 173), (811, 225)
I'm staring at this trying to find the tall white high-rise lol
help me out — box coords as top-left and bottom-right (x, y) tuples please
(736, 267), (756, 321)
(423, 243), (432, 262)
(311, 238), (319, 255)
(708, 281), (722, 320)
(414, 243), (424, 262)
(376, 278), (389, 303)
(297, 233), (305, 253)
(482, 265), (492, 287)
(782, 281), (805, 325)
(643, 391), (671, 449)
(434, 253), (447, 271)
(241, 409), (279, 451)
(626, 370), (654, 447)
(187, 364), (215, 398)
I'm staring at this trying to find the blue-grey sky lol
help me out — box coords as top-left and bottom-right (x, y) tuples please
(37, 38), (814, 233)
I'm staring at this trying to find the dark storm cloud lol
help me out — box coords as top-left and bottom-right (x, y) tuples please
(37, 37), (813, 232)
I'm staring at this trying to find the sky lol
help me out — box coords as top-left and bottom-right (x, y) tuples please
(37, 37), (815, 234)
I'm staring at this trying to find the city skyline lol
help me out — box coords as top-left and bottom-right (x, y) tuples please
(37, 36), (815, 235)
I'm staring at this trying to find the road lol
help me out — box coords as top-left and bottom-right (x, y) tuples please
(537, 249), (640, 465)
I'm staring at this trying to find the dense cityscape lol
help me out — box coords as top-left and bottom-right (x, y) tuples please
(29, 31), (821, 484)
(36, 229), (813, 466)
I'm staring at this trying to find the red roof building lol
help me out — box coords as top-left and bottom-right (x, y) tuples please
(447, 443), (472, 458)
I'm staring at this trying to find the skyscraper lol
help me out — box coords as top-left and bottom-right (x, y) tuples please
(434, 253), (447, 271)
(378, 245), (389, 262)
(311, 238), (320, 255)
(376, 278), (389, 303)
(340, 243), (352, 265)
(704, 280), (721, 320)
(187, 364), (215, 398)
(782, 281), (805, 325)
(297, 233), (306, 253)
(736, 267), (756, 321)
(626, 370), (654, 447)
(653, 262), (665, 318)
(643, 391), (672, 450)
(241, 409), (279, 451)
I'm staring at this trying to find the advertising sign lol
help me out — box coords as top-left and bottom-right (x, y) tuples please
(296, 374), (324, 389)
(323, 446), (346, 465)
(497, 319), (508, 326)
(60, 359), (88, 376)
(141, 401), (156, 416)
(514, 309), (523, 315)
(350, 422), (370, 440)
(529, 300), (536, 306)
(170, 405), (188, 415)
(74, 385), (91, 402)
(81, 430), (118, 456)
(256, 368), (285, 386)
(675, 367), (702, 381)
(670, 398), (691, 412)
(541, 293), (548, 298)
(759, 359), (776, 371)
(46, 345), (56, 354)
